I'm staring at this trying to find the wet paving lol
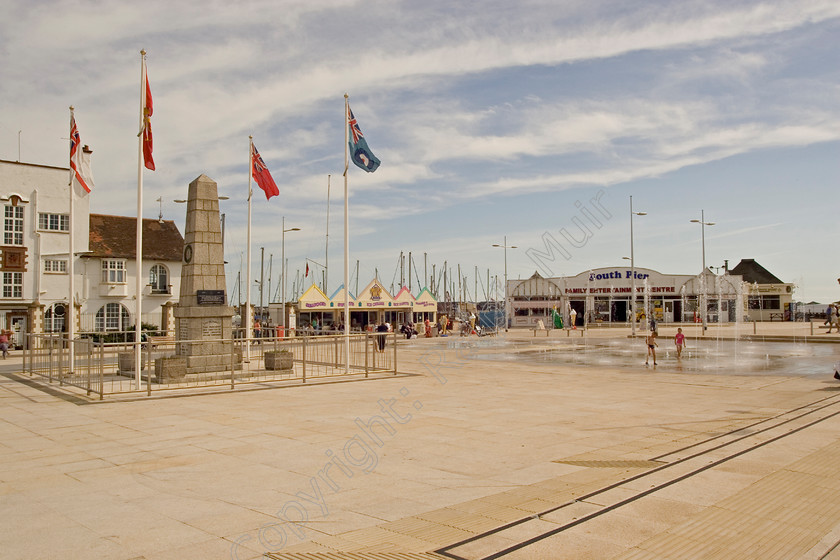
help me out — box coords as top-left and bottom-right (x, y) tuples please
(461, 336), (840, 376)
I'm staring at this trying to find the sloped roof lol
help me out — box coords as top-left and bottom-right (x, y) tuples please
(729, 259), (783, 284)
(88, 214), (184, 261)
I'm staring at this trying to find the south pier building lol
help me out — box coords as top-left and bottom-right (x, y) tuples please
(506, 260), (793, 328)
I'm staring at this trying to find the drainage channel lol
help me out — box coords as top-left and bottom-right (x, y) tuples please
(436, 392), (840, 560)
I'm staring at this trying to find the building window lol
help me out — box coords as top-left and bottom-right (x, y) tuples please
(149, 264), (169, 294)
(101, 260), (126, 283)
(2, 272), (22, 298)
(95, 303), (131, 331)
(38, 213), (69, 232)
(45, 302), (66, 333)
(4, 205), (24, 246)
(44, 259), (68, 274)
(748, 295), (781, 310)
(763, 296), (780, 310)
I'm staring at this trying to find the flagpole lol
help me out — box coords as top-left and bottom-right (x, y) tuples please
(245, 136), (253, 362)
(325, 174), (330, 295)
(343, 95), (350, 373)
(68, 107), (76, 373)
(135, 50), (146, 389)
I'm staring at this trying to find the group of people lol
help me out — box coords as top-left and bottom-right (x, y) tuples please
(644, 327), (685, 366)
(435, 312), (479, 337)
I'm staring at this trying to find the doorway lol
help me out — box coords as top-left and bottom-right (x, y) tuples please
(569, 301), (585, 327)
(611, 300), (627, 323)
(8, 314), (27, 349)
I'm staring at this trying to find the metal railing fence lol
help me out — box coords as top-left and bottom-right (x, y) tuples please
(24, 331), (397, 399)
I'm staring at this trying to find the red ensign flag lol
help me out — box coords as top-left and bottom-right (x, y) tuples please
(251, 142), (279, 200)
(142, 59), (155, 171)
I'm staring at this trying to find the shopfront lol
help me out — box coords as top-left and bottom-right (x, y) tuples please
(354, 278), (393, 330)
(507, 266), (764, 328)
(297, 284), (330, 331)
(391, 287), (416, 326)
(328, 286), (356, 330)
(413, 288), (437, 324)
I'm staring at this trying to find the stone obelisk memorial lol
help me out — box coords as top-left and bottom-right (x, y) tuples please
(169, 174), (239, 376)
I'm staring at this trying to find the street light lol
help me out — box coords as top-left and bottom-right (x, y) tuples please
(281, 216), (301, 333)
(629, 196), (647, 336)
(492, 236), (517, 332)
(690, 210), (715, 332)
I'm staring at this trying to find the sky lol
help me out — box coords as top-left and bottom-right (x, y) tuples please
(1, 0), (839, 304)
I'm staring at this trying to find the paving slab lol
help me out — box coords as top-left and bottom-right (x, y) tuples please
(1, 327), (840, 559)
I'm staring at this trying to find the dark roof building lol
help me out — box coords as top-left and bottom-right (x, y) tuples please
(88, 214), (184, 261)
(729, 259), (784, 284)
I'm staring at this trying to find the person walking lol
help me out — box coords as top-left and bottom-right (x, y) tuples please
(645, 331), (658, 366)
(674, 327), (685, 359)
(0, 330), (9, 359)
(827, 305), (838, 334)
(376, 321), (388, 353)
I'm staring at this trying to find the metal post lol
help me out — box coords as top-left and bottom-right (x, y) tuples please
(365, 333), (369, 377)
(99, 341), (104, 400)
(504, 239), (507, 330)
(146, 343), (152, 396)
(281, 217), (286, 332)
(392, 331), (397, 374)
(85, 340), (91, 396)
(230, 339), (235, 389)
(630, 196), (636, 336)
(491, 238), (518, 331)
(302, 336), (307, 383)
(259, 247), (265, 321)
(691, 210), (715, 335)
(701, 212), (706, 333)
(629, 196), (647, 336)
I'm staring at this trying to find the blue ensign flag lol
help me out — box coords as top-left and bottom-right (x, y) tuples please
(347, 105), (380, 172)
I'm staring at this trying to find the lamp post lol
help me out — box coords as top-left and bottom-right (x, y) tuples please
(281, 216), (301, 333)
(492, 236), (517, 332)
(629, 196), (647, 336)
(690, 210), (715, 333)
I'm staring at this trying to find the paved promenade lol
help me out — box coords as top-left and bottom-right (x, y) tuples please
(2, 326), (840, 559)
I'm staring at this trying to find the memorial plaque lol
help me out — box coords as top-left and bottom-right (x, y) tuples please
(202, 318), (222, 338)
(196, 290), (225, 305)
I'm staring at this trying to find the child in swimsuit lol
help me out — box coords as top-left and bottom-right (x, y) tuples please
(675, 328), (685, 358)
(645, 331), (658, 366)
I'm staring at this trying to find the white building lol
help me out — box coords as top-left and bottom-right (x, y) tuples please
(80, 213), (184, 334)
(0, 159), (183, 346)
(507, 261), (793, 328)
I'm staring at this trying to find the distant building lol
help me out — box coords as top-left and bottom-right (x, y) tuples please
(506, 260), (793, 328)
(81, 214), (184, 333)
(729, 259), (795, 322)
(0, 159), (184, 345)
